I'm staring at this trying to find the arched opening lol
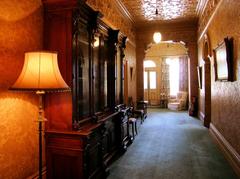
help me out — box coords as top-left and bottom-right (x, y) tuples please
(143, 41), (189, 109)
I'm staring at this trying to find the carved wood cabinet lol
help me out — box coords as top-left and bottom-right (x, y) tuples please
(43, 0), (129, 178)
(45, 126), (104, 179)
(45, 112), (120, 179)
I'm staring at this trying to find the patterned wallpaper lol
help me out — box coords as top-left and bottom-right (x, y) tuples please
(198, 0), (240, 154)
(0, 0), (43, 178)
(86, 0), (136, 43)
(125, 42), (137, 104)
(121, 0), (198, 23)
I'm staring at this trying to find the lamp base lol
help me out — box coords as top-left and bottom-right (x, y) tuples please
(36, 90), (45, 179)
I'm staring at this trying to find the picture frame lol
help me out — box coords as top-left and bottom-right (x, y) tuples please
(213, 37), (233, 81)
(197, 66), (202, 89)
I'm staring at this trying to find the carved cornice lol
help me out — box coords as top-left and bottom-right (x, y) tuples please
(198, 0), (223, 41)
(196, 0), (209, 17)
(108, 29), (120, 45)
(86, 0), (136, 45)
(114, 0), (134, 24)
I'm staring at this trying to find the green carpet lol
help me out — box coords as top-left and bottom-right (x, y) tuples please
(108, 108), (237, 179)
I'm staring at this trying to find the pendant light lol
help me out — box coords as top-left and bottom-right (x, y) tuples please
(153, 0), (162, 43)
(153, 32), (162, 43)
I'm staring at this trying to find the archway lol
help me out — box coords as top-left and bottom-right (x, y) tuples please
(143, 41), (189, 108)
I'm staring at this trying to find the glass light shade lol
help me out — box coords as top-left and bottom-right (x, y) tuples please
(153, 32), (162, 43)
(10, 51), (70, 91)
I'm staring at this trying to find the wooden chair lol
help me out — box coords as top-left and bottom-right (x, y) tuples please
(128, 116), (138, 139)
(128, 97), (146, 124)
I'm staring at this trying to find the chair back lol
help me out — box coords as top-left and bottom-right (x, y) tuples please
(176, 91), (188, 101)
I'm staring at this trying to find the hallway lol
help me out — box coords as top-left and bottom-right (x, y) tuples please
(108, 109), (237, 179)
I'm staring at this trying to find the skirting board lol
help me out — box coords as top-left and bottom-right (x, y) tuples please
(26, 166), (46, 179)
(210, 123), (240, 177)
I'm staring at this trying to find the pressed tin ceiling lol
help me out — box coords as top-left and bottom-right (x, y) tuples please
(120, 0), (199, 23)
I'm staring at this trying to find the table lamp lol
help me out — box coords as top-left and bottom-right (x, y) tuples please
(9, 51), (70, 179)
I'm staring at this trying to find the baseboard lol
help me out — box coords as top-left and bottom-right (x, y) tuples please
(210, 123), (240, 177)
(26, 166), (46, 179)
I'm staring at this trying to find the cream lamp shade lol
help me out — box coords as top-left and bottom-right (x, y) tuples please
(153, 32), (162, 43)
(9, 51), (69, 179)
(10, 51), (70, 91)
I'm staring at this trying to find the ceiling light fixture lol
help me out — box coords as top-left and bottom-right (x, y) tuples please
(153, 32), (162, 43)
(155, 8), (158, 16)
(153, 0), (161, 44)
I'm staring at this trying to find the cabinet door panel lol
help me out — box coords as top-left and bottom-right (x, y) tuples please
(52, 154), (82, 179)
(73, 19), (90, 118)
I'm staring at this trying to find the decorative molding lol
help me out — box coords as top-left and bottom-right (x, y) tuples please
(196, 0), (209, 16)
(86, 0), (136, 44)
(198, 0), (223, 41)
(114, 0), (134, 24)
(210, 123), (240, 177)
(119, 31), (136, 48)
(127, 39), (136, 48)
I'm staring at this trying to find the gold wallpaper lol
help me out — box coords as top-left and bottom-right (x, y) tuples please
(0, 0), (43, 178)
(86, 0), (136, 43)
(125, 42), (137, 104)
(198, 0), (240, 154)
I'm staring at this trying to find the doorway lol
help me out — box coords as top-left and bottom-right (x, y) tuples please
(144, 68), (157, 103)
(143, 42), (189, 109)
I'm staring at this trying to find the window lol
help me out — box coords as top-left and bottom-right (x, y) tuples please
(149, 71), (156, 89)
(144, 60), (157, 90)
(166, 58), (179, 96)
(144, 71), (148, 89)
(144, 71), (157, 89)
(144, 60), (156, 68)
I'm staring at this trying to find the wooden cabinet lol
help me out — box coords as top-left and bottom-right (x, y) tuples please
(118, 107), (132, 150)
(43, 0), (126, 128)
(45, 111), (130, 179)
(45, 125), (104, 179)
(43, 0), (129, 178)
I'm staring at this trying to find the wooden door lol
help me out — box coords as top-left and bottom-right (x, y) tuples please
(144, 70), (158, 105)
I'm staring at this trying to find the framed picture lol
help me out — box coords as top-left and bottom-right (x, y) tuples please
(197, 66), (202, 89)
(213, 37), (233, 81)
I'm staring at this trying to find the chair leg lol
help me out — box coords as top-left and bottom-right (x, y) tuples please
(132, 123), (135, 139)
(135, 121), (137, 135)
